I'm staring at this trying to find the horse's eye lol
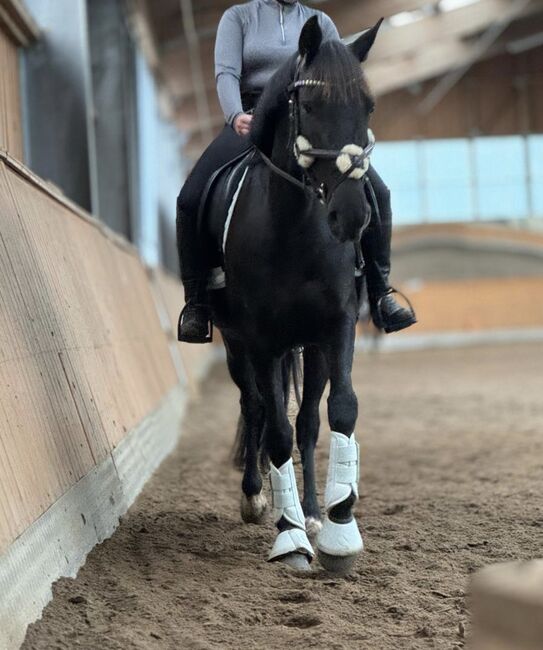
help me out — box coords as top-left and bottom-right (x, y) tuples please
(302, 103), (312, 114)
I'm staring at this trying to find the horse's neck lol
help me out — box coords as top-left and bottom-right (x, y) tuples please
(267, 130), (314, 218)
(269, 118), (299, 174)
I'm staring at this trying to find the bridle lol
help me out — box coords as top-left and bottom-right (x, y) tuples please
(258, 63), (376, 205)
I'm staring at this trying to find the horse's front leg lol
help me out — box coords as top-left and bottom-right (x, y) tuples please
(317, 316), (363, 574)
(224, 336), (268, 524)
(296, 346), (328, 536)
(254, 354), (314, 570)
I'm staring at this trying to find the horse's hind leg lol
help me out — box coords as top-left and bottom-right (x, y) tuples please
(253, 355), (314, 570)
(224, 337), (267, 524)
(317, 316), (363, 574)
(296, 346), (328, 537)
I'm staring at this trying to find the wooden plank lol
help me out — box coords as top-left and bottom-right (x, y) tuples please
(396, 276), (543, 334)
(370, 0), (543, 62)
(0, 0), (39, 47)
(0, 158), (179, 552)
(152, 268), (217, 396)
(0, 28), (23, 160)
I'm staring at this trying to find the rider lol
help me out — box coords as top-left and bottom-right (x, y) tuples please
(177, 0), (417, 343)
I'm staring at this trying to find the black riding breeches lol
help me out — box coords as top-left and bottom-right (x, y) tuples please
(363, 166), (393, 297)
(176, 125), (251, 285)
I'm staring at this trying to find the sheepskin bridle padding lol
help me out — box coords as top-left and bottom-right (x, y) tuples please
(294, 134), (373, 180)
(258, 67), (376, 204)
(288, 74), (376, 202)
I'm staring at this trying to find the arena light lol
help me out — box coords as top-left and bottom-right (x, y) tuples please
(438, 0), (481, 11)
(388, 4), (437, 29)
(389, 10), (426, 27)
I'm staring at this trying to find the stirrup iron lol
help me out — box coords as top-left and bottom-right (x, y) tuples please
(177, 303), (213, 344)
(376, 287), (416, 323)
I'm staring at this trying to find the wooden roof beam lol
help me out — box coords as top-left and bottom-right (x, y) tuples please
(418, 0), (536, 112)
(366, 38), (476, 96)
(370, 0), (543, 61)
(0, 0), (39, 47)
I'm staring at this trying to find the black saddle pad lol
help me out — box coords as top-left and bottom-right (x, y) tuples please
(197, 147), (256, 251)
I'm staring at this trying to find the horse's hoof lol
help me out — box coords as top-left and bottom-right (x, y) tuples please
(316, 516), (363, 574)
(279, 552), (312, 572)
(317, 549), (358, 575)
(305, 516), (323, 538)
(240, 492), (268, 524)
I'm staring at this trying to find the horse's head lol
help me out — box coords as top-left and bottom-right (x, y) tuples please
(293, 17), (382, 243)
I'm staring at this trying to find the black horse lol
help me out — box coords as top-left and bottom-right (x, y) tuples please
(205, 17), (382, 572)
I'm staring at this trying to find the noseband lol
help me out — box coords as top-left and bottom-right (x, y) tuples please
(258, 68), (375, 204)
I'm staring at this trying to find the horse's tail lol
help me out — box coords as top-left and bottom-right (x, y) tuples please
(282, 348), (303, 410)
(232, 413), (246, 471)
(232, 411), (269, 472)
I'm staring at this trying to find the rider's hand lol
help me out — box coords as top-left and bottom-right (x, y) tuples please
(234, 113), (253, 137)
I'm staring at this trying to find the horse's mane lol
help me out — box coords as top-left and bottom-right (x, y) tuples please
(251, 40), (373, 155)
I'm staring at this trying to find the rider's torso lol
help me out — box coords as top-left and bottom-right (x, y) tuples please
(218, 0), (337, 96)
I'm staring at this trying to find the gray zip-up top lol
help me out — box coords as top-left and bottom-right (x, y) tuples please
(215, 0), (340, 125)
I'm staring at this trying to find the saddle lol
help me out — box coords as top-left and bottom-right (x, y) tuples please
(197, 145), (367, 291)
(198, 147), (256, 287)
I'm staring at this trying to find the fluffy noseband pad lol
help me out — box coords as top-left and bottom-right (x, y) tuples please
(324, 431), (360, 511)
(294, 135), (315, 168)
(336, 144), (370, 180)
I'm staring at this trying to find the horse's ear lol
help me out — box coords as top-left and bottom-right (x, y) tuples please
(350, 18), (383, 62)
(299, 16), (322, 66)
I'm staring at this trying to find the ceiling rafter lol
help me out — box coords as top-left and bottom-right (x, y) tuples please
(142, 0), (543, 157)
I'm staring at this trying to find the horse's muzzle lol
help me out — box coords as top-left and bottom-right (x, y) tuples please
(327, 181), (370, 243)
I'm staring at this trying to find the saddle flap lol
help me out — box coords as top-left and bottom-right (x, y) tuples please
(197, 147), (255, 242)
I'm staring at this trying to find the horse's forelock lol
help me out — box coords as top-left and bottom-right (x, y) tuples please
(302, 41), (372, 107)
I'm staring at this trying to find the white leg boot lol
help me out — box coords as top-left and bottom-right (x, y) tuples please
(268, 458), (314, 562)
(317, 432), (363, 570)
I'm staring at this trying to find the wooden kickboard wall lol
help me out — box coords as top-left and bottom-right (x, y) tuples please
(0, 154), (183, 554)
(395, 277), (543, 336)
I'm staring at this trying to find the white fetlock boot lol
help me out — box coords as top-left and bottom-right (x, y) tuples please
(317, 432), (363, 573)
(268, 458), (314, 564)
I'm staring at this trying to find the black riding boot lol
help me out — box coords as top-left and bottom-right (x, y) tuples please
(363, 174), (417, 334)
(177, 279), (213, 343)
(176, 201), (213, 344)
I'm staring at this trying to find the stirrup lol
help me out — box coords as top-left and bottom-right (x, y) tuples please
(375, 287), (417, 333)
(177, 303), (213, 344)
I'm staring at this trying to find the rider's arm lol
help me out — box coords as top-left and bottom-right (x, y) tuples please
(215, 8), (245, 127)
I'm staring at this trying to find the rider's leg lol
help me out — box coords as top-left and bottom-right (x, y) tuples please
(176, 126), (250, 343)
(362, 166), (417, 334)
(177, 196), (212, 343)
